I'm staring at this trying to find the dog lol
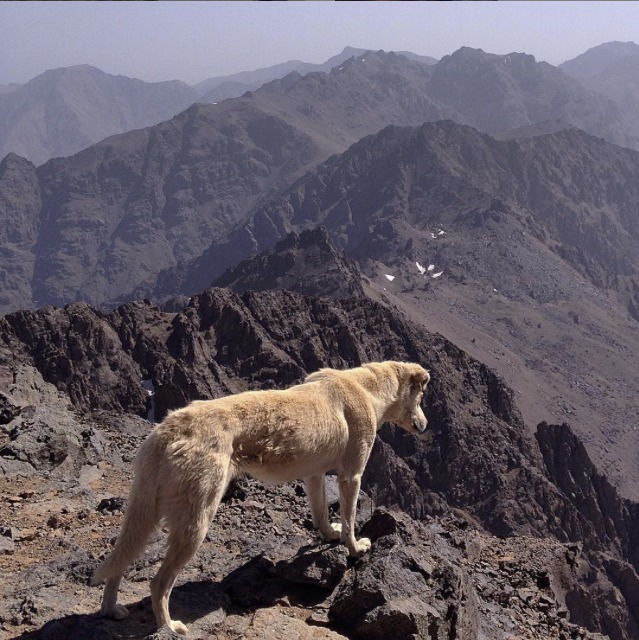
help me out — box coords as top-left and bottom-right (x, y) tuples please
(92, 360), (430, 635)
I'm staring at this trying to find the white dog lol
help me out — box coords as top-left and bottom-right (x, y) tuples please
(92, 361), (430, 635)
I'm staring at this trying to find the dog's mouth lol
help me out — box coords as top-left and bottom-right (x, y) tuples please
(412, 418), (428, 434)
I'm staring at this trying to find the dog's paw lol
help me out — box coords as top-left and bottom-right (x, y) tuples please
(323, 522), (342, 541)
(102, 603), (129, 620)
(169, 620), (189, 635)
(349, 537), (372, 557)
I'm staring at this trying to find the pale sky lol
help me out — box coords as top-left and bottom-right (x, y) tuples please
(1, 1), (638, 86)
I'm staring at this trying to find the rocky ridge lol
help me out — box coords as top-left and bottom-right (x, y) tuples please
(213, 227), (366, 299)
(1, 288), (639, 638)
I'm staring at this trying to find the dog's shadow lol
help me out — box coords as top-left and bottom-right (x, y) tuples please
(12, 547), (343, 640)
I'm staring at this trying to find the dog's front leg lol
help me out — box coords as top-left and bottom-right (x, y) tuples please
(304, 474), (342, 540)
(338, 473), (371, 557)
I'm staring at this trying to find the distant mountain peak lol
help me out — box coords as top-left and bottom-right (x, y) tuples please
(39, 64), (108, 80)
(0, 65), (199, 165)
(444, 47), (537, 66)
(560, 40), (639, 78)
(340, 45), (369, 56)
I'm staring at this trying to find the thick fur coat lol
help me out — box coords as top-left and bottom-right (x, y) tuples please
(92, 360), (430, 634)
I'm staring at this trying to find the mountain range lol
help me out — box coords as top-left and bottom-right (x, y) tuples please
(0, 47), (436, 166)
(2, 43), (639, 496)
(3, 39), (639, 639)
(3, 41), (639, 167)
(4, 44), (639, 313)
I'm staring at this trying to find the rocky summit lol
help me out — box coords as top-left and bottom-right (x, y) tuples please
(0, 287), (638, 639)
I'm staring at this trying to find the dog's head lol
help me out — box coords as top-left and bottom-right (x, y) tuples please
(387, 363), (430, 435)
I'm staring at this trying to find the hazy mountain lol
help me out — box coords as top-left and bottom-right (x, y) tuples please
(5, 42), (639, 169)
(492, 118), (578, 141)
(0, 48), (437, 166)
(559, 40), (639, 78)
(4, 43), (639, 170)
(426, 47), (639, 150)
(195, 47), (369, 100)
(0, 51), (450, 313)
(0, 65), (199, 165)
(584, 53), (639, 150)
(6, 47), (639, 316)
(196, 46), (438, 103)
(0, 82), (21, 94)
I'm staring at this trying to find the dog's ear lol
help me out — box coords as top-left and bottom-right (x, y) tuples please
(409, 367), (430, 392)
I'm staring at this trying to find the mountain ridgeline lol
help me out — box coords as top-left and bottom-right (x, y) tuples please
(159, 120), (639, 314)
(0, 47), (439, 166)
(3, 46), (639, 313)
(4, 43), (639, 168)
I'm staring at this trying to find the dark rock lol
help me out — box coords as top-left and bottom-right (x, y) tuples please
(329, 511), (478, 640)
(96, 497), (124, 514)
(271, 545), (349, 590)
(0, 526), (14, 555)
(0, 392), (21, 425)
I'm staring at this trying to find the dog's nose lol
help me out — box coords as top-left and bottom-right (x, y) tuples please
(413, 417), (427, 433)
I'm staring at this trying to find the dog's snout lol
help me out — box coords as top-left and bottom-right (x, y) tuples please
(413, 416), (427, 434)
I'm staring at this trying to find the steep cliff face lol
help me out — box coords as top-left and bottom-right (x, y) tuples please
(535, 423), (639, 639)
(0, 153), (41, 311)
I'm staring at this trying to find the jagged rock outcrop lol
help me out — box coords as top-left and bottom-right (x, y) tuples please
(214, 227), (366, 298)
(2, 303), (148, 416)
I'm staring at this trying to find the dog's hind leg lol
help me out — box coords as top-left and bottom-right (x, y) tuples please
(304, 474), (341, 541)
(98, 506), (158, 619)
(93, 438), (160, 620)
(150, 458), (230, 635)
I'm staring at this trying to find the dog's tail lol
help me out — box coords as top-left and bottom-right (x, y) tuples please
(91, 436), (161, 585)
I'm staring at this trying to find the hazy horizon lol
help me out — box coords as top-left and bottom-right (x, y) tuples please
(1, 1), (638, 86)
